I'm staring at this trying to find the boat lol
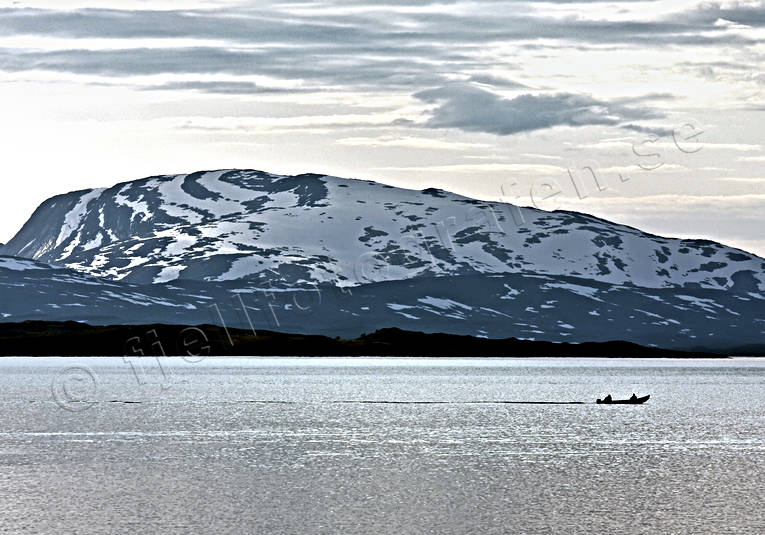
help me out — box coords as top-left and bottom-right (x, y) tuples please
(596, 394), (650, 405)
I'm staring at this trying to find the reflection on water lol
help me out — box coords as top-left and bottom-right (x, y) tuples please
(0, 358), (762, 534)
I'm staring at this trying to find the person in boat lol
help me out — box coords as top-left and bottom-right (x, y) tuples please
(629, 393), (638, 402)
(603, 394), (612, 402)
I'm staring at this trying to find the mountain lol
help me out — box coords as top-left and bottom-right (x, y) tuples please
(3, 170), (763, 290)
(1, 169), (764, 351)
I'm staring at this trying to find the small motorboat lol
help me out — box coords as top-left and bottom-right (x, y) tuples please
(596, 394), (650, 405)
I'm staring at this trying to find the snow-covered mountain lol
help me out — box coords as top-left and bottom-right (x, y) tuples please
(1, 169), (763, 351)
(3, 170), (763, 290)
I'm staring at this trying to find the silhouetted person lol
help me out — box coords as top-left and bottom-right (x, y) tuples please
(630, 393), (638, 402)
(604, 394), (612, 402)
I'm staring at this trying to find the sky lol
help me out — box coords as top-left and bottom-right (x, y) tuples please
(0, 0), (764, 256)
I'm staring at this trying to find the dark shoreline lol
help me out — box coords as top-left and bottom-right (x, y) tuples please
(0, 321), (755, 357)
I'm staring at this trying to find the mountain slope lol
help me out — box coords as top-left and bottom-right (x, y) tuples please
(3, 169), (763, 291)
(0, 255), (214, 326)
(1, 253), (763, 350)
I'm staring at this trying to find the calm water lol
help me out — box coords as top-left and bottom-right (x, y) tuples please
(0, 357), (762, 534)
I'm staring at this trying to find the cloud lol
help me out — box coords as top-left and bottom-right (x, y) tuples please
(692, 1), (765, 27)
(336, 136), (489, 150)
(0, 46), (454, 91)
(620, 123), (674, 137)
(414, 84), (664, 136)
(0, 2), (759, 92)
(0, 7), (372, 45)
(374, 163), (566, 173)
(468, 74), (529, 89)
(140, 80), (304, 95)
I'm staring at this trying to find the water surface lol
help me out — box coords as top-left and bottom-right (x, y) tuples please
(0, 357), (762, 534)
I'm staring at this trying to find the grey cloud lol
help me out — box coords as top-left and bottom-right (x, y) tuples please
(621, 123), (673, 137)
(140, 81), (305, 95)
(414, 84), (664, 135)
(0, 2), (759, 99)
(0, 4), (758, 49)
(612, 93), (677, 105)
(0, 8), (372, 45)
(0, 47), (455, 90)
(0, 47), (270, 77)
(692, 1), (765, 26)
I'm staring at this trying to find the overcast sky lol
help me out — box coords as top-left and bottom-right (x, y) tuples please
(1, 0), (764, 256)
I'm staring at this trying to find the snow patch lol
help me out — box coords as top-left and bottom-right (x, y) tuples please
(542, 282), (602, 301)
(417, 296), (472, 310)
(154, 265), (185, 284)
(55, 188), (105, 248)
(0, 257), (45, 271)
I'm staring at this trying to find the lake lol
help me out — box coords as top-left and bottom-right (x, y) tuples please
(0, 357), (763, 534)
